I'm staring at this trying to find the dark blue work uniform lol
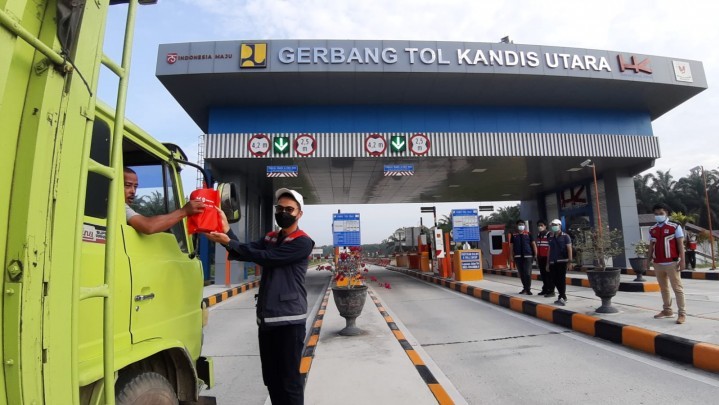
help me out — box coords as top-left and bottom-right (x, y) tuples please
(548, 232), (572, 301)
(510, 232), (535, 293)
(224, 228), (314, 405)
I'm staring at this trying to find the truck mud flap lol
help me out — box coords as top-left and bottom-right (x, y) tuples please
(196, 356), (214, 389)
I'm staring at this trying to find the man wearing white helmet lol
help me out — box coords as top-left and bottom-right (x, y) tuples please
(547, 219), (573, 305)
(205, 188), (314, 405)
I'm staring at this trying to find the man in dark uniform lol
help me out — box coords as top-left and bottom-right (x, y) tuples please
(205, 188), (314, 404)
(535, 220), (554, 296)
(509, 219), (537, 295)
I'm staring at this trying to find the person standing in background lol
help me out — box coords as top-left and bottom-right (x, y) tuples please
(509, 219), (537, 295)
(535, 220), (554, 297)
(685, 233), (697, 270)
(547, 219), (573, 306)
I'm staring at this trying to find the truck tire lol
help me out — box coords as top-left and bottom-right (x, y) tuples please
(116, 371), (179, 405)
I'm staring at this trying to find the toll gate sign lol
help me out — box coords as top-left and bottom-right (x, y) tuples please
(451, 209), (480, 242)
(332, 213), (361, 247)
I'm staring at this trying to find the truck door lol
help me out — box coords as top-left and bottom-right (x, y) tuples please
(122, 157), (203, 348)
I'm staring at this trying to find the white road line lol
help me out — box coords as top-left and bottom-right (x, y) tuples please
(370, 286), (469, 404)
(399, 271), (719, 388)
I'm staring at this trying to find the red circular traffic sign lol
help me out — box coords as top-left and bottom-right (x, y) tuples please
(294, 134), (317, 156)
(364, 134), (387, 156)
(248, 133), (271, 157)
(409, 133), (431, 156)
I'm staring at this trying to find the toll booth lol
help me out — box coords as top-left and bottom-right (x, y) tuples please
(480, 224), (509, 270)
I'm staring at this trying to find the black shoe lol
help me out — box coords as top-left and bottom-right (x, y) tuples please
(526, 290), (533, 295)
(518, 290), (527, 295)
(544, 292), (556, 298)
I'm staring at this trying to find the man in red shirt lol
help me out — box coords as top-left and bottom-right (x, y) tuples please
(648, 203), (687, 324)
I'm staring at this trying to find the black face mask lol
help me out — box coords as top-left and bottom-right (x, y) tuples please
(275, 212), (298, 229)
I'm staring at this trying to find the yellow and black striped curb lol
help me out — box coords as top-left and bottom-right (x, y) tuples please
(484, 268), (661, 292)
(574, 267), (719, 281)
(202, 280), (260, 308)
(300, 287), (331, 384)
(368, 289), (454, 405)
(387, 266), (719, 374)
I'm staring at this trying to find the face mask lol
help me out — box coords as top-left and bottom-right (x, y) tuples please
(275, 212), (298, 229)
(538, 226), (546, 232)
(551, 226), (560, 232)
(655, 215), (667, 223)
(518, 225), (525, 231)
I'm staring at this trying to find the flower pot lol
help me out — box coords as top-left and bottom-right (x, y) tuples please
(628, 257), (650, 282)
(587, 269), (621, 314)
(332, 285), (368, 336)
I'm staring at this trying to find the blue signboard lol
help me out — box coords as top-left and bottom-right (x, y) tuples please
(461, 261), (481, 270)
(267, 165), (298, 173)
(460, 252), (480, 261)
(452, 209), (480, 242)
(333, 213), (361, 247)
(383, 164), (414, 172)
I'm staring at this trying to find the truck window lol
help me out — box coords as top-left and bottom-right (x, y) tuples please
(84, 119), (111, 219)
(164, 164), (189, 253)
(125, 162), (188, 253)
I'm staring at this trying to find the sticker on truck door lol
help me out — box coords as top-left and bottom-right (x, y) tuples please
(83, 223), (107, 244)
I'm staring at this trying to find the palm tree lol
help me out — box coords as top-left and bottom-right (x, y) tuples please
(482, 205), (520, 228)
(437, 214), (452, 234)
(651, 170), (687, 213)
(634, 173), (656, 213)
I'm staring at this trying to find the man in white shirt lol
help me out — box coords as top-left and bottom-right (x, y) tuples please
(124, 167), (204, 234)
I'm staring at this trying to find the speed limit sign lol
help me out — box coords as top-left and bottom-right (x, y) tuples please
(409, 133), (430, 156)
(248, 134), (271, 157)
(364, 134), (387, 156)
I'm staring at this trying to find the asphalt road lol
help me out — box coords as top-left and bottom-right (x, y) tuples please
(200, 268), (331, 405)
(368, 266), (719, 404)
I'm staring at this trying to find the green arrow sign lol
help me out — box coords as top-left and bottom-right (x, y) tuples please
(273, 136), (290, 154)
(390, 135), (406, 153)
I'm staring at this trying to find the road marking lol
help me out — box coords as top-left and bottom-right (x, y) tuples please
(368, 286), (468, 405)
(397, 270), (719, 387)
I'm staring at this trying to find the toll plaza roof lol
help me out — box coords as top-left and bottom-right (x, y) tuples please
(156, 40), (707, 133)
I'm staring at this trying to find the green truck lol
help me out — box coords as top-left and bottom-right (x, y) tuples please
(1, 1), (233, 403)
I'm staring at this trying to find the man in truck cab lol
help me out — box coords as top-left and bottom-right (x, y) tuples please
(204, 188), (315, 405)
(124, 167), (205, 234)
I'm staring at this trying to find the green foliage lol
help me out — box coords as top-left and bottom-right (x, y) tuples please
(632, 240), (650, 258)
(131, 191), (166, 217)
(635, 167), (718, 231)
(573, 227), (625, 270)
(480, 205), (520, 228)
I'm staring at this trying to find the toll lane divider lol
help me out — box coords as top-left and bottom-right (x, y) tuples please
(386, 266), (719, 374)
(573, 266), (719, 281)
(484, 268), (661, 292)
(368, 288), (454, 405)
(300, 287), (331, 384)
(202, 279), (260, 308)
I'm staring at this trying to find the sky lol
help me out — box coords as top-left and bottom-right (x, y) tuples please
(102, 0), (718, 246)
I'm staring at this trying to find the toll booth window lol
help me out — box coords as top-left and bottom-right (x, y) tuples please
(84, 119), (111, 219)
(491, 235), (504, 251)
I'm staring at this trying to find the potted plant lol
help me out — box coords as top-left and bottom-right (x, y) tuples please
(629, 240), (650, 282)
(323, 247), (368, 336)
(573, 227), (625, 313)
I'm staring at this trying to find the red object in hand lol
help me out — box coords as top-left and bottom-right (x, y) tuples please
(187, 188), (222, 234)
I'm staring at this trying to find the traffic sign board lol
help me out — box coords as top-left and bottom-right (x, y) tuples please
(390, 135), (406, 153)
(332, 213), (361, 247)
(273, 136), (290, 154)
(365, 134), (387, 156)
(452, 209), (480, 242)
(294, 134), (317, 156)
(267, 165), (298, 177)
(248, 134), (271, 157)
(409, 133), (430, 155)
(383, 164), (414, 176)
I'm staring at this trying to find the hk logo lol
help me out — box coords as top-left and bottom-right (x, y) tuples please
(240, 43), (267, 68)
(678, 65), (687, 74)
(166, 53), (178, 64)
(617, 55), (652, 74)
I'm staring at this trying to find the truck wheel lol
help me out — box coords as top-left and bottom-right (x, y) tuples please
(116, 371), (179, 405)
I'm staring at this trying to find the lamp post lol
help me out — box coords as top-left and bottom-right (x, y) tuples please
(581, 159), (602, 242)
(691, 165), (716, 270)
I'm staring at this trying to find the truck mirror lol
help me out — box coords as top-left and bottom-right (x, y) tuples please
(217, 182), (241, 224)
